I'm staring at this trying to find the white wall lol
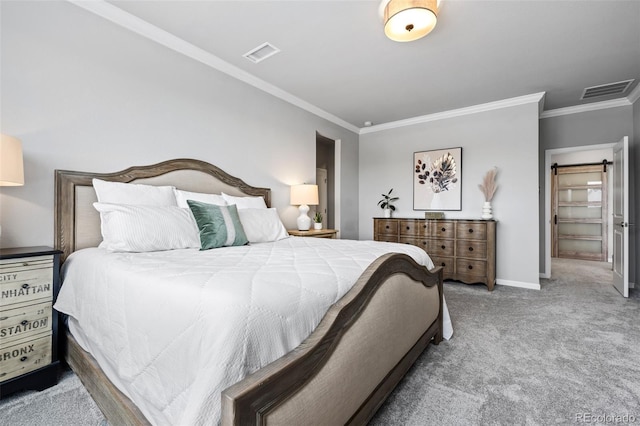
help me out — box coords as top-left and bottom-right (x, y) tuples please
(359, 103), (541, 288)
(0, 1), (359, 248)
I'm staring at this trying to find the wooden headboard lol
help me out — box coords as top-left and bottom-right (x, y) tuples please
(54, 158), (271, 261)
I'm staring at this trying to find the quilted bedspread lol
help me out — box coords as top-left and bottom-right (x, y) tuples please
(54, 237), (440, 425)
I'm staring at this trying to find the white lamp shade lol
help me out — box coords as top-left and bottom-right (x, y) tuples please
(0, 134), (24, 186)
(384, 0), (438, 42)
(291, 184), (319, 231)
(290, 184), (319, 206)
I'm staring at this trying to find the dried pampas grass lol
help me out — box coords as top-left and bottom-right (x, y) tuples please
(478, 167), (498, 201)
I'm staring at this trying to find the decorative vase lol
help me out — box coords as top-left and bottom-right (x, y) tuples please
(313, 222), (323, 230)
(430, 192), (444, 210)
(383, 208), (392, 218)
(482, 201), (493, 220)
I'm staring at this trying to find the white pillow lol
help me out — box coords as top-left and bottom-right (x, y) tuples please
(174, 189), (227, 208)
(238, 208), (289, 243)
(93, 203), (200, 252)
(221, 192), (267, 210)
(93, 178), (177, 206)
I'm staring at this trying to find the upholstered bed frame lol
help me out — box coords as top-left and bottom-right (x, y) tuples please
(54, 158), (443, 425)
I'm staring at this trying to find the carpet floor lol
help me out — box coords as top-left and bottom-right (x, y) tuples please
(1, 258), (638, 425)
(371, 258), (640, 425)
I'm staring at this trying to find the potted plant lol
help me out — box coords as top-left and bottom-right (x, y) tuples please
(313, 211), (323, 230)
(377, 188), (398, 218)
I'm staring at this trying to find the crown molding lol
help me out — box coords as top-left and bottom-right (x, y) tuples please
(628, 81), (640, 104)
(359, 92), (545, 135)
(540, 98), (632, 119)
(67, 0), (360, 134)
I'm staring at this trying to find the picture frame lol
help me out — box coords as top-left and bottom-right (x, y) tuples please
(414, 147), (462, 211)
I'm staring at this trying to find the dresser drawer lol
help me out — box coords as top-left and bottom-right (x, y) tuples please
(456, 240), (487, 260)
(0, 302), (52, 345)
(399, 220), (423, 236)
(425, 221), (455, 239)
(0, 256), (54, 307)
(398, 236), (418, 247)
(423, 239), (454, 257)
(430, 256), (454, 275)
(456, 222), (487, 240)
(456, 259), (487, 277)
(376, 219), (398, 237)
(0, 334), (52, 383)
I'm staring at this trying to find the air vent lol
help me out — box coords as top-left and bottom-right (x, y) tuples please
(243, 42), (280, 64)
(581, 79), (634, 100)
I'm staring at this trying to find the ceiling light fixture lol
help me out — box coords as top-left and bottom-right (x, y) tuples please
(380, 0), (438, 42)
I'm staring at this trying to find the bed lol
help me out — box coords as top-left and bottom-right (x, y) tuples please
(53, 158), (448, 425)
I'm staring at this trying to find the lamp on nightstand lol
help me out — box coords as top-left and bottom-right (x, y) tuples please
(290, 184), (319, 231)
(0, 134), (25, 237)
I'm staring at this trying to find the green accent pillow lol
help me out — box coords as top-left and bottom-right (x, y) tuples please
(187, 200), (248, 250)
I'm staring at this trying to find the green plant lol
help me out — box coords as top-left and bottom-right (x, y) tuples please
(377, 188), (398, 211)
(313, 211), (323, 223)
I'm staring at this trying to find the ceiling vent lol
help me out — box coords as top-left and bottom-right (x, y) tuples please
(243, 42), (280, 64)
(580, 79), (634, 100)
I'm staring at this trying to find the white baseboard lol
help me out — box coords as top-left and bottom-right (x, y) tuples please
(496, 279), (541, 290)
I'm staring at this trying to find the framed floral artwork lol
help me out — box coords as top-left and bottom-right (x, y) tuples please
(414, 147), (462, 210)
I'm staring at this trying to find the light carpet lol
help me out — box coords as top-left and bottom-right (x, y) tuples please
(1, 258), (638, 425)
(371, 258), (640, 425)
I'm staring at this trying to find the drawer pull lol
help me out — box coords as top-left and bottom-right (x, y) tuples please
(422, 242), (427, 245)
(406, 226), (410, 230)
(469, 247), (474, 252)
(21, 320), (29, 326)
(441, 227), (446, 232)
(423, 225), (427, 228)
(441, 262), (446, 267)
(20, 356), (28, 362)
(469, 228), (474, 233)
(441, 245), (446, 250)
(22, 283), (30, 289)
(386, 225), (389, 229)
(468, 265), (473, 270)
(23, 262), (29, 267)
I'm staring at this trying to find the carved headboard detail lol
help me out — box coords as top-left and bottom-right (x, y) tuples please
(54, 158), (271, 261)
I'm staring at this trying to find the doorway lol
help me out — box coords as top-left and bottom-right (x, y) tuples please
(543, 143), (616, 279)
(316, 132), (335, 230)
(551, 162), (609, 261)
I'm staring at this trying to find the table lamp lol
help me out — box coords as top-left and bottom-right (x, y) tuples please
(290, 184), (319, 231)
(0, 134), (25, 237)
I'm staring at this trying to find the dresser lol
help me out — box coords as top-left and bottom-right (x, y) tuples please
(374, 218), (496, 291)
(0, 247), (62, 398)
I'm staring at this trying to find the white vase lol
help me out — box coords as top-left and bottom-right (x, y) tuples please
(313, 222), (323, 230)
(430, 192), (444, 210)
(482, 201), (493, 220)
(383, 208), (392, 218)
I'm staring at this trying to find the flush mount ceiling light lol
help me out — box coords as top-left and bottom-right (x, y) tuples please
(380, 0), (438, 42)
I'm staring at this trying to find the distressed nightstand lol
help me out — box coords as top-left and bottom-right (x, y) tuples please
(0, 246), (62, 398)
(287, 229), (339, 239)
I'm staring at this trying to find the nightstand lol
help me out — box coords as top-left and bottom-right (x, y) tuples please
(0, 246), (62, 398)
(287, 229), (339, 239)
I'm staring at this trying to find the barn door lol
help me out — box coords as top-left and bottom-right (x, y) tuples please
(551, 163), (608, 261)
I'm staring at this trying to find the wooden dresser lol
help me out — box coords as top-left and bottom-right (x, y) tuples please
(374, 218), (496, 291)
(0, 247), (62, 398)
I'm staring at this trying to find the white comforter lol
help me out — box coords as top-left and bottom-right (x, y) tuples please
(54, 237), (449, 425)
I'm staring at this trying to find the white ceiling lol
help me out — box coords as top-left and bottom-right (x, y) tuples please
(100, 0), (640, 129)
